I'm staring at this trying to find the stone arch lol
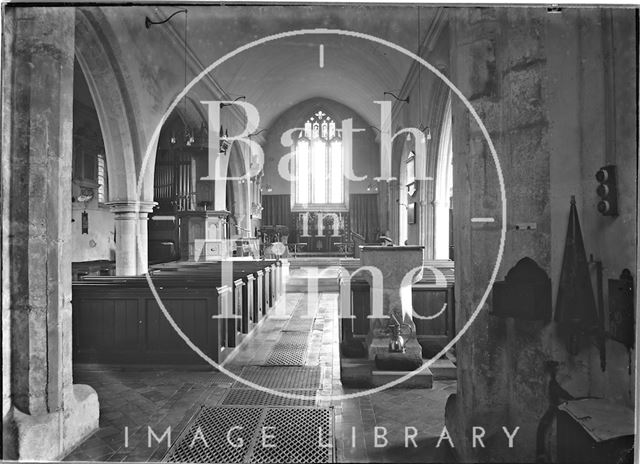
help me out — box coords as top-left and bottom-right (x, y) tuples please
(397, 142), (410, 246)
(74, 9), (146, 202)
(226, 142), (251, 233)
(76, 9), (159, 274)
(262, 96), (380, 203)
(74, 11), (136, 201)
(433, 92), (453, 260)
(390, 80), (451, 256)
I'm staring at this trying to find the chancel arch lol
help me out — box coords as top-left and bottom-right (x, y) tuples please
(261, 97), (381, 254)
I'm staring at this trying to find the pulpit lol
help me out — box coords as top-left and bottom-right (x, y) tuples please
(180, 210), (231, 261)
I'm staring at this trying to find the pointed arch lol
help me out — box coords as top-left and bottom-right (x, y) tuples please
(434, 93), (453, 260)
(74, 8), (145, 202)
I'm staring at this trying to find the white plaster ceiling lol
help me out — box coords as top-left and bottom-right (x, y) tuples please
(159, 4), (439, 130)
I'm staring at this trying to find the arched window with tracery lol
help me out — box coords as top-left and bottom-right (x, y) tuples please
(293, 110), (344, 209)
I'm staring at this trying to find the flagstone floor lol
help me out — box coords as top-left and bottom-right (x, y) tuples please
(64, 291), (456, 463)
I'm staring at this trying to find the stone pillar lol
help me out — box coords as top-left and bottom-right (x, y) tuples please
(445, 8), (557, 462)
(2, 7), (99, 460)
(137, 212), (150, 274)
(108, 201), (155, 276)
(114, 210), (138, 275)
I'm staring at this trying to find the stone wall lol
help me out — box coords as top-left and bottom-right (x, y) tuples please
(445, 7), (636, 462)
(71, 203), (116, 262)
(262, 97), (381, 197)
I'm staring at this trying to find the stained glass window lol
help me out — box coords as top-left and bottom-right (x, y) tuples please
(97, 152), (108, 204)
(294, 111), (343, 206)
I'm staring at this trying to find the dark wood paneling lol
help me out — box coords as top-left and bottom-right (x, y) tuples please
(340, 263), (455, 353)
(73, 261), (282, 364)
(351, 282), (371, 337)
(411, 287), (453, 351)
(73, 287), (220, 364)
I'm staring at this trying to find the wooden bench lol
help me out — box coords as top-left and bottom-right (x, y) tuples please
(148, 261), (281, 346)
(152, 260), (281, 315)
(73, 278), (227, 364)
(73, 260), (282, 365)
(72, 260), (115, 281)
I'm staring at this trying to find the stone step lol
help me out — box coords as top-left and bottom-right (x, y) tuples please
(285, 272), (340, 293)
(429, 358), (457, 380)
(286, 277), (338, 284)
(286, 257), (359, 269)
(340, 358), (434, 389)
(371, 368), (433, 389)
(286, 282), (339, 292)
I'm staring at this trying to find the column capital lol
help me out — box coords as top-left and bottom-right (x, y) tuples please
(106, 200), (156, 214)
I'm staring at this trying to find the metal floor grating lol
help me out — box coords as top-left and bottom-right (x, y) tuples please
(262, 323), (310, 366)
(264, 347), (307, 366)
(276, 332), (309, 346)
(249, 407), (334, 463)
(164, 406), (334, 463)
(164, 406), (262, 463)
(222, 388), (316, 406)
(235, 366), (322, 389)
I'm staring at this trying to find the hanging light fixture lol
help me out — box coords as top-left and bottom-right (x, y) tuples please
(417, 6), (424, 144)
(219, 125), (230, 154)
(415, 6), (432, 145)
(220, 96), (246, 108)
(383, 91), (410, 104)
(181, 10), (195, 147)
(145, 9), (186, 28)
(147, 9), (197, 148)
(217, 97), (246, 154)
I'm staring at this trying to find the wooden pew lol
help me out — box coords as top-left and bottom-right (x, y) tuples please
(147, 266), (243, 348)
(150, 262), (272, 346)
(72, 260), (114, 281)
(411, 264), (455, 356)
(72, 278), (226, 364)
(73, 260), (281, 365)
(155, 260), (280, 315)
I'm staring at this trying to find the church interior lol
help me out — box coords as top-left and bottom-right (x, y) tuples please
(2, 4), (639, 463)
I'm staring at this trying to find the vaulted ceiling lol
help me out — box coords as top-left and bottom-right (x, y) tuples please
(145, 4), (441, 130)
(180, 6), (435, 127)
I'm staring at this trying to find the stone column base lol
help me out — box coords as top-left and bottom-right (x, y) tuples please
(4, 384), (99, 461)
